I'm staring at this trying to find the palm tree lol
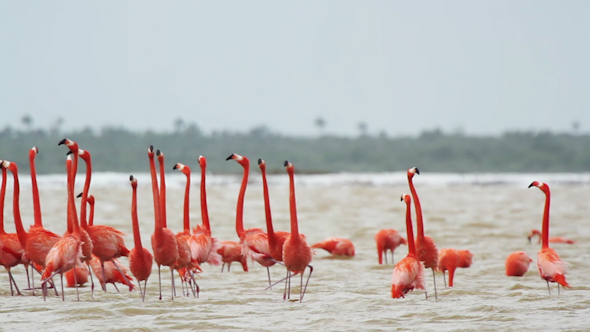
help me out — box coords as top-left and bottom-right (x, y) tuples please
(22, 114), (33, 131)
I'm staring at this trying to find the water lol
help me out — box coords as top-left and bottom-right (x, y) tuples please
(1, 172), (589, 331)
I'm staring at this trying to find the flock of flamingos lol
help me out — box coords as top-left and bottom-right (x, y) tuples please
(0, 138), (574, 302)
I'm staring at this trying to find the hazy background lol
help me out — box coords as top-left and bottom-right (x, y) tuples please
(1, 1), (588, 137)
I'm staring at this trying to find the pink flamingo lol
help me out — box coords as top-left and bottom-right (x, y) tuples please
(391, 194), (425, 298)
(408, 167), (438, 299)
(128, 175), (153, 301)
(529, 181), (570, 294)
(227, 153), (275, 285)
(505, 251), (533, 277)
(312, 237), (355, 257)
(528, 229), (575, 245)
(217, 240), (248, 272)
(282, 161), (313, 302)
(437, 248), (460, 288)
(375, 229), (406, 265)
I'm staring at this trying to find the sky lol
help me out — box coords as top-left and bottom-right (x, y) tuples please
(1, 1), (588, 137)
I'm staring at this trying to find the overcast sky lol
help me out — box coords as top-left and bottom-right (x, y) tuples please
(1, 1), (588, 137)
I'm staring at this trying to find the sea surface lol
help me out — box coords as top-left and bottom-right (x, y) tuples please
(1, 172), (589, 331)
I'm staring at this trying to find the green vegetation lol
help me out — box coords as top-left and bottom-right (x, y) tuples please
(1, 123), (589, 174)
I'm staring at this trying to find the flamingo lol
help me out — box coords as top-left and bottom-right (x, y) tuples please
(41, 156), (83, 301)
(0, 161), (27, 296)
(437, 248), (460, 288)
(88, 255), (135, 293)
(128, 175), (153, 301)
(391, 194), (425, 298)
(26, 147), (61, 294)
(282, 161), (313, 302)
(258, 158), (289, 262)
(375, 229), (406, 265)
(457, 250), (473, 268)
(311, 237), (355, 256)
(60, 139), (130, 294)
(226, 153), (275, 285)
(408, 167), (438, 299)
(528, 229), (575, 245)
(217, 240), (248, 272)
(148, 146), (179, 300)
(65, 260), (89, 287)
(529, 181), (570, 294)
(505, 251), (533, 277)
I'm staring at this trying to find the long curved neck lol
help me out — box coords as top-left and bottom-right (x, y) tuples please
(10, 166), (28, 247)
(158, 158), (167, 228)
(287, 169), (300, 240)
(405, 200), (416, 256)
(408, 176), (425, 240)
(261, 168), (275, 237)
(132, 184), (143, 249)
(67, 158), (79, 234)
(235, 161), (249, 239)
(182, 171), (190, 232)
(541, 189), (551, 249)
(79, 154), (92, 229)
(149, 155), (162, 232)
(0, 167), (7, 234)
(200, 166), (211, 231)
(30, 152), (43, 227)
(88, 199), (95, 226)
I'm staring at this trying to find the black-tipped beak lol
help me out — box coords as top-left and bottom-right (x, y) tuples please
(149, 145), (154, 152)
(415, 167), (420, 175)
(528, 182), (534, 188)
(172, 164), (179, 170)
(76, 192), (82, 198)
(156, 149), (161, 156)
(283, 160), (289, 167)
(130, 175), (134, 181)
(226, 154), (234, 161)
(58, 138), (66, 146)
(258, 159), (263, 165)
(66, 150), (73, 156)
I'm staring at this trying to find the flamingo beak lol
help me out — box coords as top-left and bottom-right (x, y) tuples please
(528, 182), (534, 188)
(226, 154), (235, 161)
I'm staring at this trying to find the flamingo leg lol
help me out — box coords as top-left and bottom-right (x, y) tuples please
(220, 263), (225, 273)
(143, 280), (148, 302)
(431, 268), (438, 300)
(158, 264), (162, 300)
(74, 266), (79, 301)
(558, 284), (561, 295)
(300, 265), (313, 303)
(138, 280), (143, 301)
(88, 264), (95, 299)
(190, 272), (200, 298)
(392, 251), (395, 265)
(100, 260), (108, 292)
(283, 269), (289, 300)
(443, 271), (447, 288)
(384, 250), (387, 265)
(265, 272), (298, 290)
(113, 283), (120, 293)
(179, 272), (186, 297)
(266, 267), (272, 287)
(60, 273), (65, 301)
(8, 269), (21, 296)
(112, 260), (133, 292)
(29, 265), (35, 296)
(170, 267), (176, 300)
(25, 265), (31, 289)
(227, 263), (231, 272)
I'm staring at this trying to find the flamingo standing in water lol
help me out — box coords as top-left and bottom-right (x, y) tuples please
(528, 229), (575, 245)
(282, 161), (313, 302)
(217, 240), (248, 272)
(258, 159), (289, 263)
(458, 250), (473, 268)
(158, 150), (192, 297)
(148, 146), (179, 300)
(408, 167), (438, 299)
(0, 161), (27, 296)
(437, 248), (460, 288)
(505, 251), (533, 277)
(41, 156), (83, 301)
(226, 154), (275, 285)
(391, 194), (425, 298)
(528, 181), (570, 294)
(128, 175), (153, 301)
(311, 237), (355, 257)
(375, 229), (406, 265)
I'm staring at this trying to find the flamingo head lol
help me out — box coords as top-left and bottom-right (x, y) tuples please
(284, 160), (294, 174)
(87, 194), (95, 206)
(29, 146), (39, 159)
(147, 145), (155, 158)
(407, 167), (420, 180)
(156, 149), (164, 162)
(527, 229), (541, 243)
(258, 158), (266, 172)
(400, 193), (412, 204)
(130, 175), (138, 188)
(198, 155), (207, 168)
(1, 160), (17, 173)
(173, 163), (191, 176)
(226, 153), (249, 168)
(58, 138), (79, 154)
(78, 149), (91, 162)
(528, 181), (549, 194)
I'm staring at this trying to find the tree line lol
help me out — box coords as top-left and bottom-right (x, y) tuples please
(0, 124), (589, 175)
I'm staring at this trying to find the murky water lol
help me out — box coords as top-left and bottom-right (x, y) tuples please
(1, 173), (589, 331)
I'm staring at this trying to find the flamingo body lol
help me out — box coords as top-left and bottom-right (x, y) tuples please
(312, 237), (355, 256)
(87, 225), (130, 262)
(65, 261), (89, 287)
(375, 229), (406, 264)
(129, 247), (153, 283)
(537, 247), (569, 287)
(189, 225), (222, 265)
(457, 249), (474, 268)
(89, 255), (135, 290)
(42, 235), (82, 280)
(437, 248), (460, 287)
(505, 251), (532, 277)
(391, 255), (425, 298)
(26, 227), (61, 268)
(217, 240), (248, 272)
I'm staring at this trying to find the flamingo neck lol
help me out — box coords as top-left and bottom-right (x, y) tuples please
(200, 166), (211, 231)
(408, 176), (425, 240)
(10, 167), (28, 246)
(287, 169), (300, 240)
(67, 158), (80, 234)
(88, 200), (94, 226)
(404, 200), (416, 256)
(79, 155), (92, 229)
(158, 158), (167, 228)
(183, 172), (190, 232)
(132, 185), (143, 250)
(261, 168), (275, 238)
(541, 189), (551, 249)
(0, 167), (6, 234)
(30, 153), (43, 227)
(235, 161), (249, 239)
(149, 155), (162, 232)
